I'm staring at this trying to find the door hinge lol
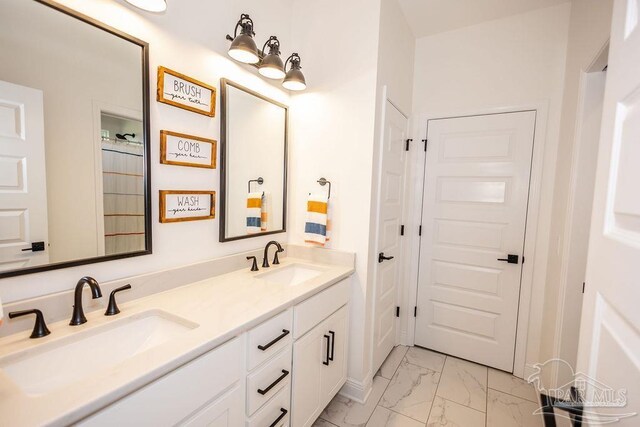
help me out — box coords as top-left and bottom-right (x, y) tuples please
(422, 139), (428, 151)
(395, 306), (400, 318)
(414, 306), (417, 317)
(418, 225), (422, 236)
(400, 225), (405, 236)
(522, 256), (525, 264)
(405, 139), (413, 151)
(582, 282), (586, 293)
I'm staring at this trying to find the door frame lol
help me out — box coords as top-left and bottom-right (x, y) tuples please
(405, 101), (552, 378)
(551, 41), (609, 391)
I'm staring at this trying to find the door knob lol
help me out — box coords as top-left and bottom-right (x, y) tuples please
(378, 252), (394, 263)
(497, 254), (519, 264)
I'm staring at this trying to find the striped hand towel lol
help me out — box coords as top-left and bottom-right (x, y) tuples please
(247, 191), (263, 234)
(261, 191), (269, 232)
(305, 193), (331, 247)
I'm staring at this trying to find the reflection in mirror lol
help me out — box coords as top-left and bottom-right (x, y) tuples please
(100, 114), (145, 255)
(220, 79), (287, 242)
(0, 0), (150, 277)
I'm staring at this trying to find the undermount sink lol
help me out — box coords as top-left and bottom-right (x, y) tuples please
(258, 263), (325, 286)
(0, 310), (198, 395)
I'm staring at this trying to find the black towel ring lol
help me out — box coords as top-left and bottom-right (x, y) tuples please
(317, 177), (331, 199)
(248, 177), (264, 193)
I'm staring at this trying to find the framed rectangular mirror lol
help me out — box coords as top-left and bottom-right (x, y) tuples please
(220, 79), (287, 242)
(0, 0), (151, 278)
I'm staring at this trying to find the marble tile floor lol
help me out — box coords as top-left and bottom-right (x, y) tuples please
(313, 345), (544, 427)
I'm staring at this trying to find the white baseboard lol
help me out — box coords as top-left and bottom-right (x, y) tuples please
(338, 375), (373, 404)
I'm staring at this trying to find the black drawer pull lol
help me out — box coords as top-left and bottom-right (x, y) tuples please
(329, 330), (335, 361)
(258, 329), (290, 351)
(269, 408), (288, 427)
(323, 334), (331, 366)
(257, 369), (289, 395)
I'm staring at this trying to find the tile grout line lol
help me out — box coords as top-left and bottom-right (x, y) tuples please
(487, 385), (539, 404)
(485, 367), (489, 427)
(436, 396), (486, 415)
(423, 354), (448, 425)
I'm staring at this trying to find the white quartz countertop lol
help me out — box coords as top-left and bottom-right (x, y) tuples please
(0, 257), (354, 426)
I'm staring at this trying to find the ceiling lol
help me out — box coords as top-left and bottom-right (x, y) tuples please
(398, 0), (571, 38)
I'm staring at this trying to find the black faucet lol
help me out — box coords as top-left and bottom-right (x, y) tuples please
(70, 276), (102, 326)
(262, 241), (284, 268)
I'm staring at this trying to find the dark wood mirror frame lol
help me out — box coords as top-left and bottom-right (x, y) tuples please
(219, 79), (288, 242)
(0, 0), (152, 279)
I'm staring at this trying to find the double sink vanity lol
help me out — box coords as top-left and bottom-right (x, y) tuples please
(0, 2), (348, 426)
(0, 245), (354, 426)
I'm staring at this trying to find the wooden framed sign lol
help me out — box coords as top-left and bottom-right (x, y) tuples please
(157, 66), (216, 117)
(160, 130), (216, 169)
(159, 190), (215, 223)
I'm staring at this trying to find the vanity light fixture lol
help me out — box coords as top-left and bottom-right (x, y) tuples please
(226, 14), (260, 64)
(124, 0), (167, 12)
(259, 36), (285, 79)
(282, 53), (306, 91)
(225, 14), (307, 90)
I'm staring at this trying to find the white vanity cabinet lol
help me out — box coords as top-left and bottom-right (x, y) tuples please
(76, 277), (350, 427)
(78, 337), (245, 426)
(291, 279), (349, 427)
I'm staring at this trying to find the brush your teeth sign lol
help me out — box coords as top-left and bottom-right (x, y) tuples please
(159, 191), (215, 223)
(157, 66), (216, 117)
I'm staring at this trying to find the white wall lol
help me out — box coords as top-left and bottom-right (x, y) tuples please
(0, 0), (142, 263)
(0, 0), (294, 303)
(411, 3), (571, 374)
(288, 0), (382, 398)
(541, 0), (613, 388)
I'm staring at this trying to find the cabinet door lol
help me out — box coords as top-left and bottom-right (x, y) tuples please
(321, 305), (348, 403)
(291, 322), (326, 427)
(182, 384), (244, 427)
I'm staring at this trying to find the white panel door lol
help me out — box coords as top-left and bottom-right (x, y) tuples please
(372, 101), (408, 374)
(0, 80), (48, 271)
(575, 0), (640, 423)
(415, 111), (535, 371)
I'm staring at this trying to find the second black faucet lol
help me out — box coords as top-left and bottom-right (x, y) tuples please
(70, 276), (102, 326)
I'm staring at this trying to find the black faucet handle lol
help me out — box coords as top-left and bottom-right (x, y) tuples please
(9, 309), (51, 339)
(246, 256), (259, 272)
(105, 284), (132, 316)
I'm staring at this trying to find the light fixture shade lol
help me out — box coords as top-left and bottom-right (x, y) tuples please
(228, 34), (260, 64)
(283, 68), (306, 90)
(283, 53), (306, 91)
(125, 0), (166, 12)
(259, 53), (285, 79)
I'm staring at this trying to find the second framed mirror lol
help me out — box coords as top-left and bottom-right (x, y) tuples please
(219, 79), (288, 242)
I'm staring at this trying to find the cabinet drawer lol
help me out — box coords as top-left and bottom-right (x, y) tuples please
(293, 278), (349, 338)
(78, 337), (243, 426)
(247, 347), (292, 415)
(247, 309), (293, 370)
(247, 385), (291, 427)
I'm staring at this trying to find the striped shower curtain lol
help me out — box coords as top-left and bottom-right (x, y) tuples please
(101, 141), (145, 255)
